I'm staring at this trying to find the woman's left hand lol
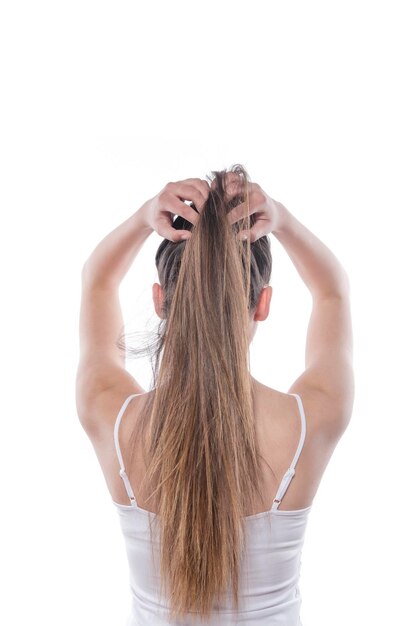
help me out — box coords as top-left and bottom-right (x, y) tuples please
(138, 178), (210, 242)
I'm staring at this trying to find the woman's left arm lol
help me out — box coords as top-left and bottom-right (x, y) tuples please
(76, 179), (209, 432)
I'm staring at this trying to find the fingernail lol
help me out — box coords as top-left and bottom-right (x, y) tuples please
(181, 234), (190, 240)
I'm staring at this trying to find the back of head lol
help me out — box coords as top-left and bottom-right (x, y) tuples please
(122, 164), (273, 621)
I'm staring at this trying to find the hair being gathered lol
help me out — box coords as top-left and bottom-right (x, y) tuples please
(118, 163), (273, 621)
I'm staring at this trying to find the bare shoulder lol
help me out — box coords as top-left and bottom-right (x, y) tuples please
(250, 377), (353, 508)
(78, 383), (149, 444)
(287, 378), (355, 444)
(252, 376), (354, 444)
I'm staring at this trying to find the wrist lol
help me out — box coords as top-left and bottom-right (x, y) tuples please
(135, 201), (154, 236)
(272, 202), (291, 238)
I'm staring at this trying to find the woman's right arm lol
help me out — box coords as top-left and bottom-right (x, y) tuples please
(226, 174), (354, 438)
(273, 202), (354, 438)
(272, 203), (350, 300)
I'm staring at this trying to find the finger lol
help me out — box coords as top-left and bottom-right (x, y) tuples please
(171, 179), (209, 209)
(227, 201), (257, 225)
(179, 177), (209, 192)
(156, 214), (192, 242)
(236, 222), (268, 243)
(168, 182), (207, 212)
(192, 178), (211, 202)
(167, 197), (199, 226)
(194, 179), (210, 205)
(225, 171), (241, 186)
(178, 178), (210, 204)
(202, 178), (211, 196)
(224, 173), (244, 196)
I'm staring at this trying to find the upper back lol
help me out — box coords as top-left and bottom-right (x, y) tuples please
(113, 377), (350, 516)
(110, 380), (350, 624)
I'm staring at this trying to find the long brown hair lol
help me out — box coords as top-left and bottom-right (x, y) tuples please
(119, 164), (273, 621)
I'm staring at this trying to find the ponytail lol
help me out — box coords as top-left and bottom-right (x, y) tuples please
(120, 164), (273, 621)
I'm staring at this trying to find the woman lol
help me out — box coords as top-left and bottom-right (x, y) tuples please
(76, 164), (354, 625)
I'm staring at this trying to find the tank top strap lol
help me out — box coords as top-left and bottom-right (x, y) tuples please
(271, 393), (307, 510)
(113, 393), (144, 507)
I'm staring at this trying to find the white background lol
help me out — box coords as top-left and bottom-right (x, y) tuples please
(1, 1), (417, 624)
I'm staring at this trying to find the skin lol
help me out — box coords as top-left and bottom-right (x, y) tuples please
(76, 172), (354, 513)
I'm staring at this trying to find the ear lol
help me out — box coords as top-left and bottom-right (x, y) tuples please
(152, 282), (165, 319)
(253, 286), (272, 322)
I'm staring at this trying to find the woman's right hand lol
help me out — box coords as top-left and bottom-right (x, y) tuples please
(220, 173), (287, 242)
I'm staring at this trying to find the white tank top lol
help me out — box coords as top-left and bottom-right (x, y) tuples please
(113, 392), (311, 626)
